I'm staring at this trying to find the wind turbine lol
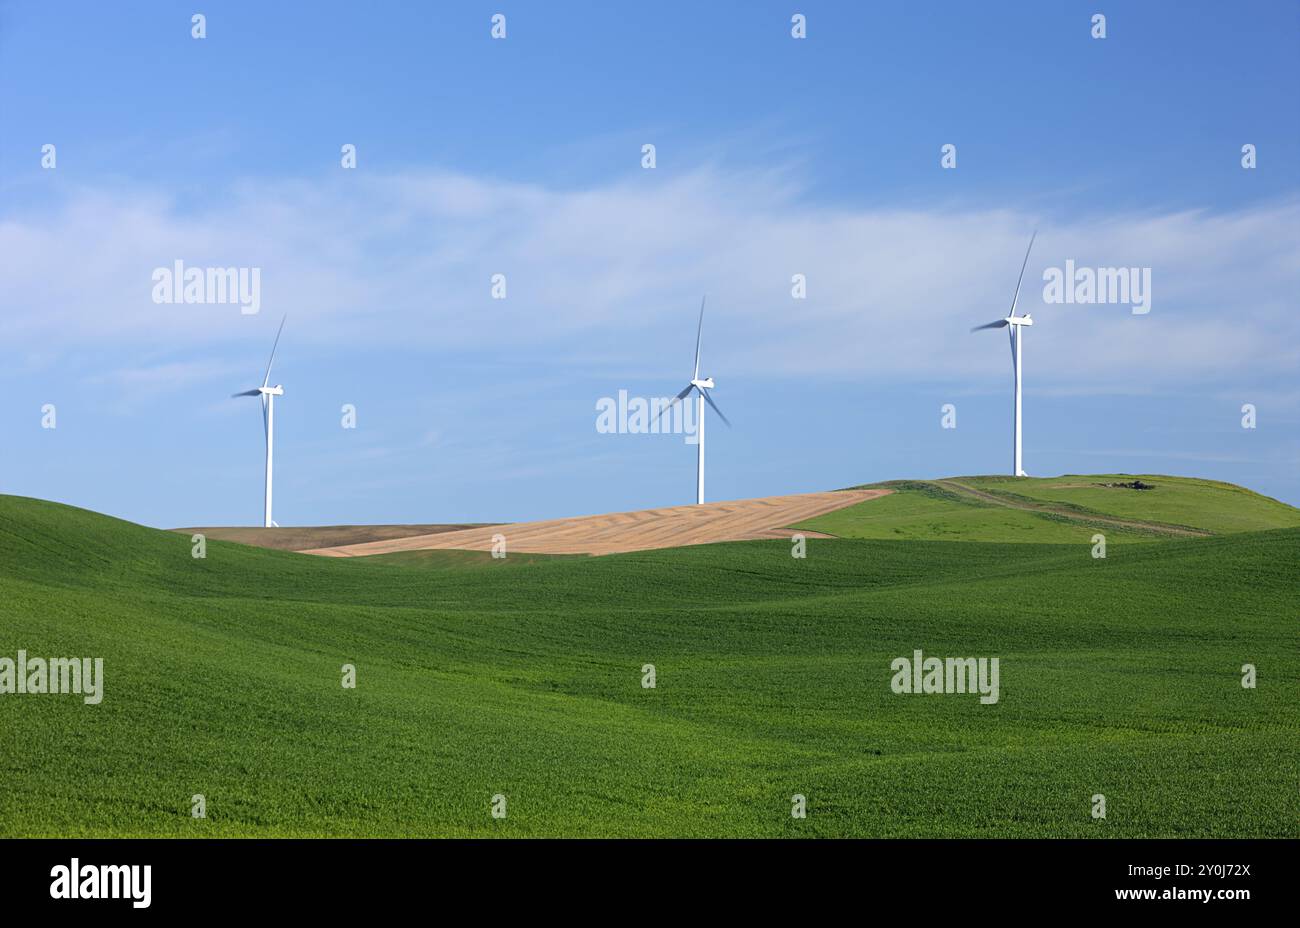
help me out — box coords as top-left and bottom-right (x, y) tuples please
(971, 232), (1037, 477)
(232, 315), (286, 527)
(656, 296), (730, 504)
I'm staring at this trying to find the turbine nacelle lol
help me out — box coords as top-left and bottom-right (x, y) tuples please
(971, 313), (1033, 333)
(691, 377), (715, 389)
(232, 385), (284, 398)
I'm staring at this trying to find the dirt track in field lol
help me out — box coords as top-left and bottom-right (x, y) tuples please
(298, 489), (891, 558)
(933, 480), (1212, 537)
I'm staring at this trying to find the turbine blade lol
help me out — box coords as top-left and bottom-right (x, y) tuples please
(700, 388), (731, 428)
(652, 384), (694, 424)
(970, 319), (1008, 332)
(693, 295), (706, 381)
(261, 314), (287, 388)
(1008, 230), (1037, 316)
(232, 388), (261, 397)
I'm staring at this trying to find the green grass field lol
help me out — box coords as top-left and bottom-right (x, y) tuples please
(794, 481), (1156, 544)
(796, 474), (1300, 543)
(963, 474), (1300, 534)
(1, 476), (1296, 837)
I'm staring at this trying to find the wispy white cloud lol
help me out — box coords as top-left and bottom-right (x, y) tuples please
(2, 169), (1296, 394)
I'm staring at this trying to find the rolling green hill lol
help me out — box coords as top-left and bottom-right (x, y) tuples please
(960, 474), (1300, 534)
(0, 480), (1296, 838)
(796, 474), (1300, 544)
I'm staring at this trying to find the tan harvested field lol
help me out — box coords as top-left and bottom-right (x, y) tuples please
(172, 523), (497, 552)
(299, 489), (892, 558)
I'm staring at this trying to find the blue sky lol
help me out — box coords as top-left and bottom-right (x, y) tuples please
(2, 0), (1297, 526)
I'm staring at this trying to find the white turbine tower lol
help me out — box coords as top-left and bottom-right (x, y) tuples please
(656, 296), (731, 504)
(232, 315), (287, 527)
(972, 232), (1037, 477)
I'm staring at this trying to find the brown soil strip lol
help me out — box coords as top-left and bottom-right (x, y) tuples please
(299, 489), (891, 558)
